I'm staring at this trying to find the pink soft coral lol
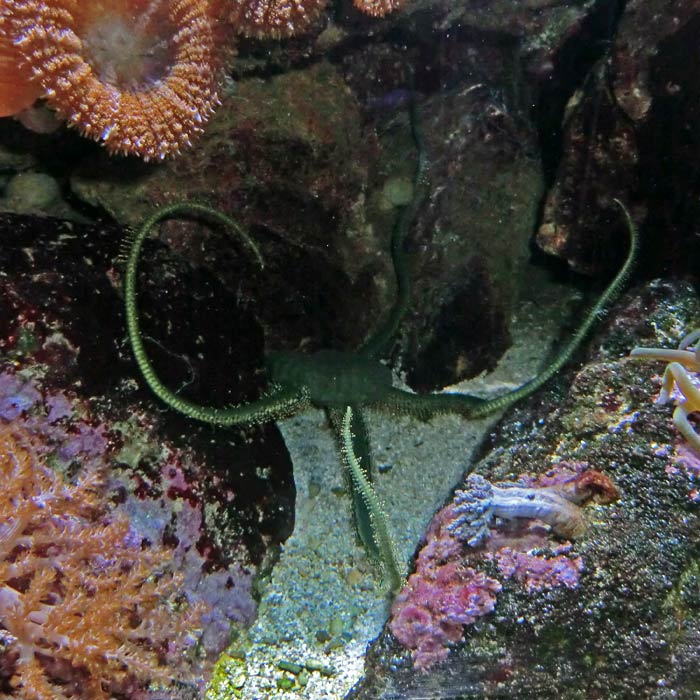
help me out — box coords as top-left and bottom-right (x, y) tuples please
(389, 502), (501, 671)
(390, 466), (618, 671)
(0, 426), (202, 700)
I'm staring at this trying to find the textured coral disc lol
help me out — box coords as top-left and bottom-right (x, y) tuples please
(0, 17), (42, 116)
(1, 0), (226, 160)
(352, 0), (405, 17)
(226, 0), (405, 38)
(227, 0), (329, 38)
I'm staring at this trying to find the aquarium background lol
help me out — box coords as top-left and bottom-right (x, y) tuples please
(0, 0), (699, 698)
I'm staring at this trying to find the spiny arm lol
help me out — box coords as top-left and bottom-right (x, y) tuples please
(328, 404), (381, 576)
(339, 406), (402, 593)
(375, 200), (639, 420)
(124, 202), (309, 426)
(358, 82), (427, 360)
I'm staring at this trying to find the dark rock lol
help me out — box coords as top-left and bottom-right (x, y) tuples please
(0, 211), (295, 568)
(0, 0), (650, 388)
(350, 279), (700, 700)
(538, 0), (700, 278)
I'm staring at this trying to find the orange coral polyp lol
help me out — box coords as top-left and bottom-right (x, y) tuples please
(0, 34), (42, 116)
(0, 0), (410, 159)
(1, 0), (224, 160)
(352, 0), (404, 18)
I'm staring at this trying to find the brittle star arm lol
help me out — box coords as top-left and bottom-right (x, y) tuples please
(371, 199), (639, 421)
(339, 405), (402, 593)
(358, 83), (427, 361)
(326, 404), (386, 574)
(124, 202), (310, 426)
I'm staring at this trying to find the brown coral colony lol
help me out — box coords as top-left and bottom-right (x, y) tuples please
(0, 0), (406, 160)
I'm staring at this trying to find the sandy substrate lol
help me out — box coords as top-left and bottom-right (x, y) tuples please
(206, 268), (583, 700)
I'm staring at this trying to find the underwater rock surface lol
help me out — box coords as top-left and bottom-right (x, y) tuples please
(538, 0), (700, 276)
(350, 279), (700, 700)
(66, 53), (544, 392)
(70, 62), (391, 360)
(0, 0), (626, 392)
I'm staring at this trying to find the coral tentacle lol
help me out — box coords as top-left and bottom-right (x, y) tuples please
(630, 331), (700, 451)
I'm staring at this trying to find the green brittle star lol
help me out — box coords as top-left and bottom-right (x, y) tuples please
(124, 117), (638, 591)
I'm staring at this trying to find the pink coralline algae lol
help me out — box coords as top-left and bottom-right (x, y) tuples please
(663, 442), (700, 502)
(490, 544), (583, 593)
(0, 372), (41, 420)
(389, 503), (501, 671)
(390, 466), (618, 671)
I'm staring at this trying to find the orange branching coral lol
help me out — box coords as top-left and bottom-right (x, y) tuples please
(0, 426), (202, 700)
(0, 0), (229, 160)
